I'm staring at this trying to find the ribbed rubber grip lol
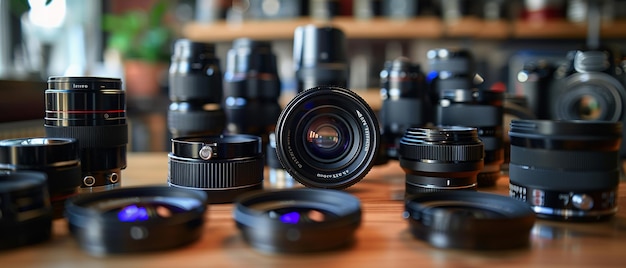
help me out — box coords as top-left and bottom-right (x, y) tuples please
(45, 125), (128, 148)
(399, 143), (484, 162)
(168, 156), (263, 189)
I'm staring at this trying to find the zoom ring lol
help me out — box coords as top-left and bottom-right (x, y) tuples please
(168, 156), (263, 189)
(45, 125), (128, 148)
(399, 143), (483, 162)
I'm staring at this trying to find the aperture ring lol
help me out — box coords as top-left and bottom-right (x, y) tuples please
(510, 146), (620, 170)
(168, 155), (263, 189)
(45, 125), (128, 148)
(398, 143), (484, 162)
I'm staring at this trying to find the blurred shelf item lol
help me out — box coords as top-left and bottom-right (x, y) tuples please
(183, 17), (626, 42)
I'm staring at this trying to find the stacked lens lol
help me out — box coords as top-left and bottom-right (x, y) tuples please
(428, 48), (504, 187)
(168, 39), (225, 138)
(379, 57), (430, 159)
(45, 76), (127, 192)
(293, 25), (349, 92)
(0, 138), (81, 218)
(223, 38), (281, 143)
(398, 126), (484, 196)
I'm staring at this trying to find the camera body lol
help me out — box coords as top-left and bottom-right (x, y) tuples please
(518, 48), (626, 156)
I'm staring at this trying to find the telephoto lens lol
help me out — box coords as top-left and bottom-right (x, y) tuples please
(223, 38), (282, 144)
(0, 171), (53, 250)
(428, 48), (504, 187)
(293, 25), (349, 92)
(509, 120), (622, 221)
(380, 57), (430, 159)
(398, 126), (484, 196)
(404, 191), (535, 250)
(275, 86), (380, 189)
(0, 138), (81, 218)
(45, 76), (128, 192)
(168, 134), (264, 203)
(168, 39), (225, 138)
(234, 188), (361, 253)
(65, 186), (207, 256)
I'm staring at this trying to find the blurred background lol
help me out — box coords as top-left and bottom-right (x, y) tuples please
(1, 0), (625, 151)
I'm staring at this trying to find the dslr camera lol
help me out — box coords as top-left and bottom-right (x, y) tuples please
(518, 48), (626, 156)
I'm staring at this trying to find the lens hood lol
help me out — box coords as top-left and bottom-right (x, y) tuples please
(234, 188), (361, 253)
(65, 186), (207, 256)
(404, 191), (535, 250)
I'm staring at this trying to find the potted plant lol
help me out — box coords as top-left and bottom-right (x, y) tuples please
(102, 0), (173, 98)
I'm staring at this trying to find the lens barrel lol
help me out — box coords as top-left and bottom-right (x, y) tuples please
(293, 25), (348, 92)
(234, 188), (361, 253)
(509, 119), (622, 221)
(404, 191), (535, 250)
(0, 171), (52, 250)
(65, 186), (207, 256)
(45, 76), (127, 192)
(0, 138), (81, 218)
(380, 57), (429, 159)
(275, 86), (380, 189)
(398, 126), (484, 195)
(168, 39), (225, 138)
(168, 134), (264, 203)
(223, 38), (282, 143)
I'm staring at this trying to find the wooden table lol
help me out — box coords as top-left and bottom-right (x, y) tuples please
(2, 152), (626, 267)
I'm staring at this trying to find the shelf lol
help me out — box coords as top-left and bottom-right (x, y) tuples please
(183, 17), (626, 42)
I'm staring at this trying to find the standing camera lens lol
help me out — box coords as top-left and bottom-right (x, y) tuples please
(0, 138), (81, 218)
(380, 57), (430, 159)
(45, 76), (127, 192)
(509, 120), (622, 221)
(428, 48), (504, 187)
(398, 126), (484, 195)
(0, 171), (52, 250)
(223, 38), (282, 144)
(275, 86), (380, 189)
(168, 39), (225, 138)
(168, 134), (264, 203)
(293, 25), (348, 92)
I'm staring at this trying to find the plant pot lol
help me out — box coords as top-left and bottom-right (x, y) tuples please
(123, 59), (167, 98)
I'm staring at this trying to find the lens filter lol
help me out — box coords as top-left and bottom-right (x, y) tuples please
(65, 186), (207, 256)
(234, 188), (361, 253)
(404, 191), (535, 250)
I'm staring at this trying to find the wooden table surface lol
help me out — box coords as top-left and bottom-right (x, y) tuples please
(2, 152), (626, 267)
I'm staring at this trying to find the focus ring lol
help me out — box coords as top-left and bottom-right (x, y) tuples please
(45, 125), (128, 148)
(510, 146), (619, 170)
(168, 156), (263, 189)
(399, 143), (484, 162)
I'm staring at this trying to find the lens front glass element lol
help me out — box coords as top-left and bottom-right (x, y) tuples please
(305, 115), (350, 161)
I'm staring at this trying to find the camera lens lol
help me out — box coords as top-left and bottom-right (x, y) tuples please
(0, 171), (52, 250)
(234, 188), (361, 253)
(168, 39), (225, 138)
(45, 76), (127, 192)
(65, 186), (207, 256)
(275, 86), (380, 189)
(168, 134), (264, 203)
(428, 48), (504, 187)
(380, 57), (430, 159)
(509, 119), (622, 221)
(223, 38), (282, 143)
(404, 191), (535, 250)
(0, 137), (81, 218)
(293, 25), (348, 92)
(398, 126), (484, 195)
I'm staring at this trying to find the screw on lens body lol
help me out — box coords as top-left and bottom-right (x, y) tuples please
(398, 126), (484, 196)
(427, 48), (504, 187)
(45, 76), (128, 192)
(168, 39), (225, 138)
(509, 120), (622, 221)
(379, 57), (430, 159)
(0, 138), (81, 218)
(293, 25), (349, 92)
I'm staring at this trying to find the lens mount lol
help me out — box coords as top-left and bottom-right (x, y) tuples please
(404, 191), (535, 250)
(0, 171), (52, 250)
(168, 135), (264, 203)
(275, 86), (380, 189)
(234, 188), (361, 253)
(65, 186), (207, 256)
